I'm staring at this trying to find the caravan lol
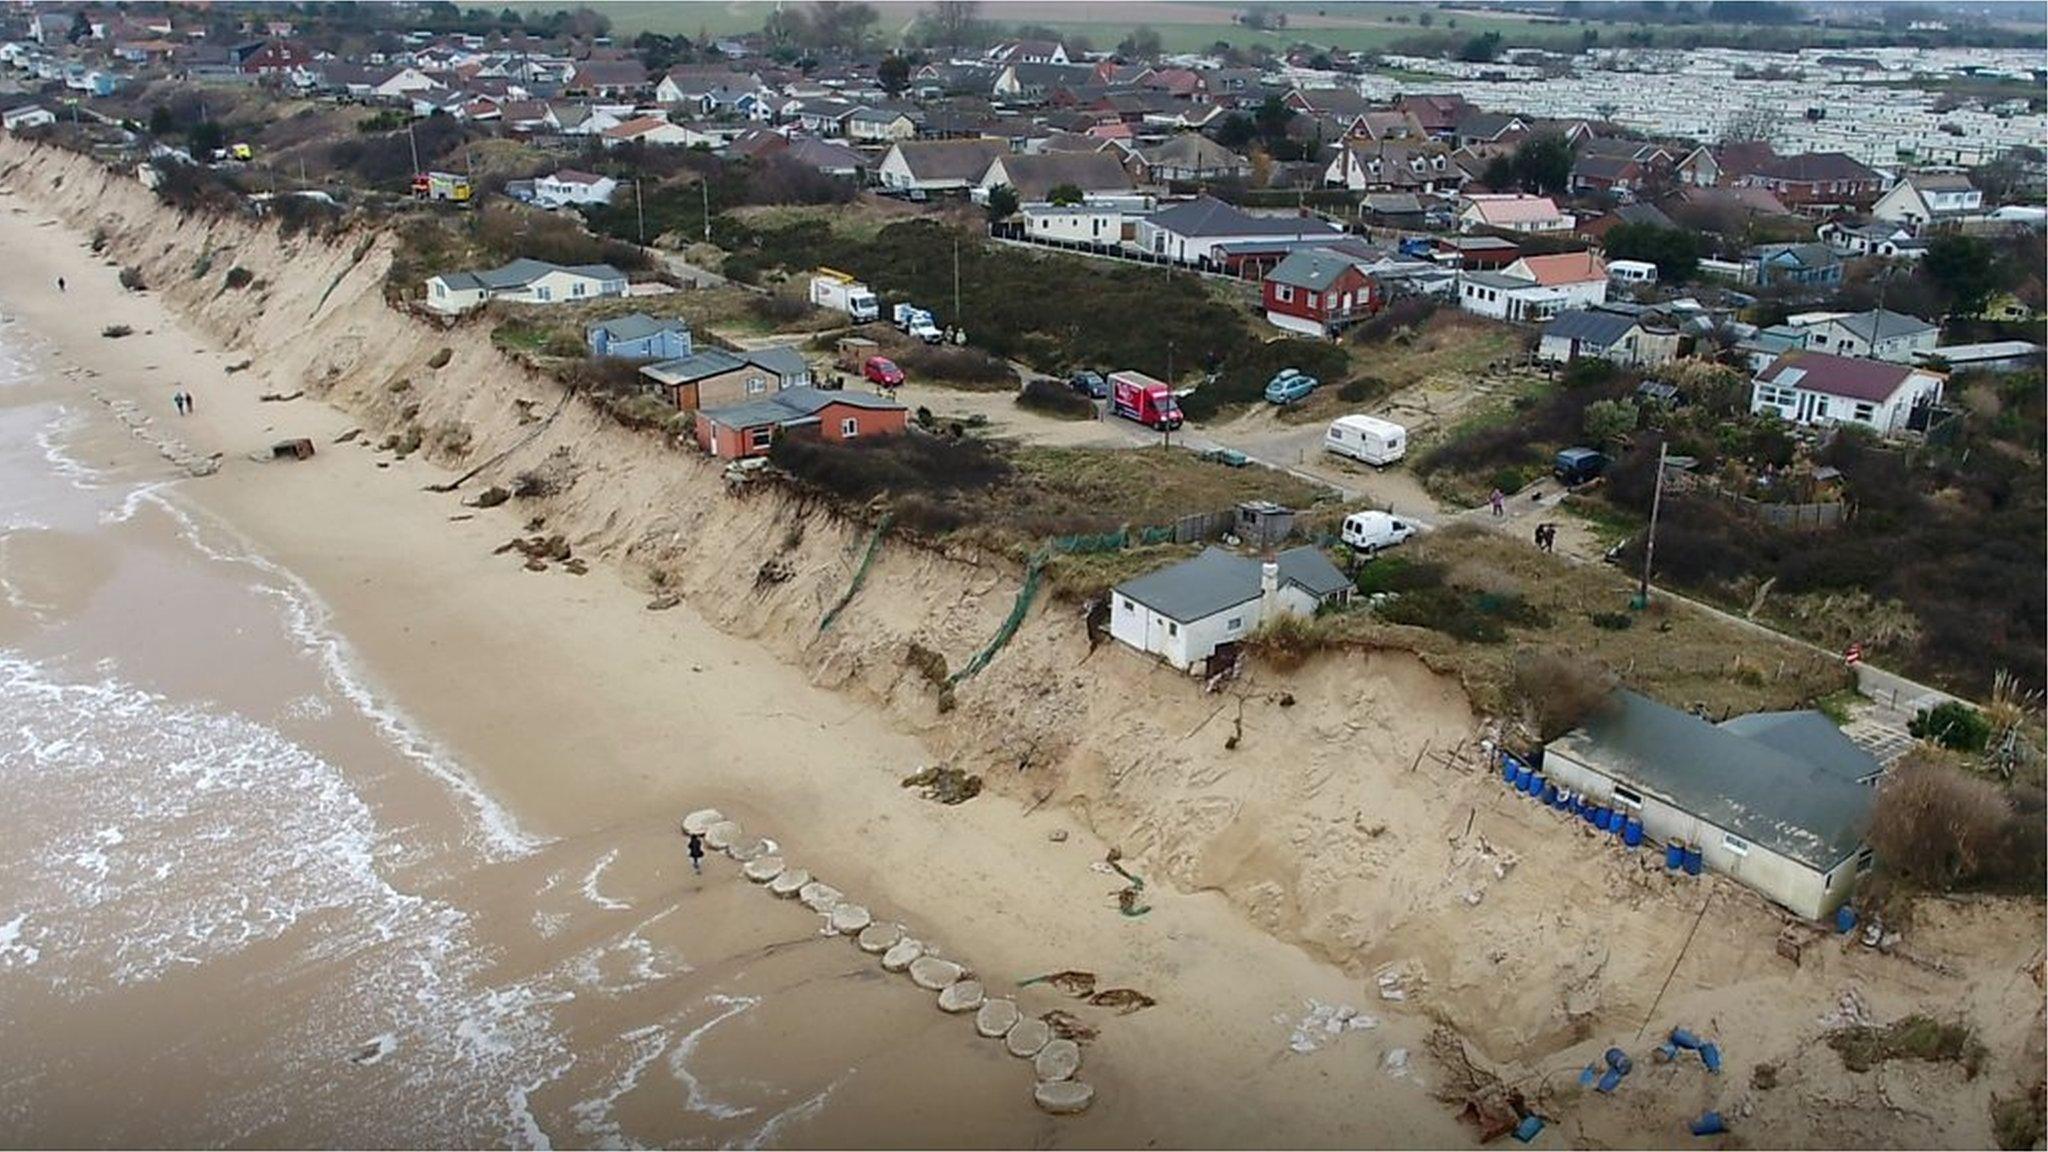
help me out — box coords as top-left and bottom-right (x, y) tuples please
(1324, 415), (1407, 466)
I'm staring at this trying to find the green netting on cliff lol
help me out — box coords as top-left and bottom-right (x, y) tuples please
(948, 552), (1044, 684)
(817, 514), (893, 632)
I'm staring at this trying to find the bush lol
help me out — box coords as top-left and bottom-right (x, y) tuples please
(1016, 378), (1096, 420)
(224, 266), (254, 290)
(1353, 556), (1445, 596)
(118, 266), (147, 291)
(1336, 376), (1390, 404)
(1827, 1015), (1986, 1078)
(1348, 295), (1438, 345)
(894, 344), (1018, 389)
(768, 431), (1010, 504)
(101, 325), (134, 338)
(1909, 701), (1993, 752)
(1867, 754), (2043, 891)
(1512, 650), (1617, 740)
(1377, 584), (1545, 643)
(749, 293), (815, 325)
(1244, 611), (1337, 671)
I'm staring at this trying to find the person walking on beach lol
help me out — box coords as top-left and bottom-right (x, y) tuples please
(171, 389), (185, 416)
(56, 277), (64, 293)
(686, 832), (705, 875)
(1490, 488), (1505, 518)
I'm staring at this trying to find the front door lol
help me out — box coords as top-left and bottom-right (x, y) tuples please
(1795, 390), (1823, 424)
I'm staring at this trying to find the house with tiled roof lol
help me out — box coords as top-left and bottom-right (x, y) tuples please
(977, 151), (1134, 203)
(1458, 250), (1606, 323)
(1393, 93), (1473, 139)
(1749, 242), (1844, 288)
(694, 388), (906, 460)
(1132, 195), (1341, 268)
(1262, 247), (1382, 337)
(1871, 171), (1983, 236)
(1576, 203), (1676, 243)
(1788, 309), (1940, 364)
(425, 259), (626, 314)
(533, 168), (617, 207)
(877, 138), (1008, 193)
(601, 115), (692, 148)
(568, 58), (647, 97)
(1750, 350), (1944, 434)
(1453, 112), (1528, 149)
(1325, 139), (1462, 194)
(1740, 152), (1887, 214)
(1458, 194), (1574, 234)
(1138, 134), (1251, 182)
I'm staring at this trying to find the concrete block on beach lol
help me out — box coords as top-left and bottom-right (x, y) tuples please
(938, 980), (985, 1013)
(909, 955), (963, 990)
(1034, 1080), (1095, 1115)
(768, 868), (810, 897)
(830, 904), (872, 934)
(729, 838), (774, 862)
(857, 922), (902, 954)
(798, 881), (843, 913)
(1033, 1038), (1082, 1082)
(682, 809), (724, 835)
(705, 820), (743, 851)
(881, 938), (924, 971)
(1005, 1016), (1052, 1058)
(743, 856), (784, 883)
(976, 998), (1019, 1038)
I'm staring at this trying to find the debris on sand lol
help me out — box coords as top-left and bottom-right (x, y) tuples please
(647, 593), (681, 611)
(901, 765), (982, 804)
(333, 428), (362, 444)
(1040, 1009), (1098, 1043)
(1021, 970), (1097, 998)
(1283, 1000), (1377, 1054)
(224, 359), (252, 374)
(469, 486), (510, 509)
(258, 390), (303, 403)
(1088, 988), (1156, 1015)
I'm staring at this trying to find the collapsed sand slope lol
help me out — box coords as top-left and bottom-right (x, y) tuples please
(13, 141), (2042, 1148)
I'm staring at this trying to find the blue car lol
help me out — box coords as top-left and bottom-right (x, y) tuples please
(1264, 368), (1319, 405)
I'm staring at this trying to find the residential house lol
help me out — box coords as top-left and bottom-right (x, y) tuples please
(1749, 242), (1843, 288)
(1735, 324), (1812, 374)
(976, 151), (1133, 204)
(640, 345), (815, 411)
(1459, 194), (1574, 234)
(1542, 689), (1876, 920)
(1282, 87), (1375, 121)
(1790, 309), (1940, 363)
(586, 314), (692, 360)
(1870, 171), (1983, 236)
(846, 106), (918, 144)
(1916, 341), (2044, 375)
(1750, 350), (1945, 433)
(424, 259), (626, 314)
(693, 388), (907, 459)
(1453, 112), (1528, 150)
(1674, 140), (1777, 189)
(1671, 183), (1795, 221)
(601, 116), (694, 148)
(1132, 195), (1341, 269)
(238, 40), (314, 76)
(1325, 139), (1461, 194)
(653, 65), (764, 107)
(1, 104), (55, 133)
(784, 137), (869, 178)
(1576, 202), (1676, 244)
(1018, 195), (1154, 247)
(1350, 109), (1430, 143)
(1433, 235), (1522, 271)
(1538, 308), (1673, 368)
(1262, 248), (1380, 338)
(1110, 546), (1351, 674)
(533, 168), (617, 207)
(568, 58), (647, 98)
(1815, 220), (1925, 260)
(1500, 251), (1609, 308)
(1137, 134), (1251, 183)
(992, 61), (1095, 99)
(987, 39), (1070, 65)
(1458, 252), (1607, 324)
(1394, 93), (1474, 140)
(1362, 193), (1429, 229)
(1739, 152), (1886, 214)
(876, 138), (1008, 194)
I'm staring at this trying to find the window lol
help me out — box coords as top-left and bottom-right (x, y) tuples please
(1723, 832), (1751, 857)
(1306, 292), (1320, 309)
(1612, 786), (1644, 809)
(534, 286), (552, 302)
(572, 281), (587, 297)
(840, 417), (859, 437)
(1853, 402), (1875, 422)
(747, 427), (774, 450)
(1856, 847), (1875, 874)
(746, 376), (767, 395)
(1275, 284), (1295, 303)
(1121, 598), (1135, 612)
(1167, 622), (1178, 636)
(1226, 616), (1243, 630)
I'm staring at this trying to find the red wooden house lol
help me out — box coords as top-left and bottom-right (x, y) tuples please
(1262, 247), (1381, 338)
(694, 388), (908, 460)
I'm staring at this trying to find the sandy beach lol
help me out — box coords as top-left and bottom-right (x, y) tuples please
(1, 140), (2041, 1150)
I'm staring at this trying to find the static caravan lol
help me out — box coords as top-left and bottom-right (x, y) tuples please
(1325, 415), (1407, 466)
(1608, 259), (1659, 285)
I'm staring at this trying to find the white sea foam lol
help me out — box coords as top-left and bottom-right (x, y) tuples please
(581, 850), (631, 911)
(0, 912), (40, 968)
(730, 1074), (846, 1150)
(668, 995), (761, 1121)
(573, 1024), (671, 1150)
(33, 406), (101, 490)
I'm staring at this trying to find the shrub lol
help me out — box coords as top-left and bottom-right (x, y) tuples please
(1336, 376), (1390, 404)
(1511, 650), (1617, 741)
(118, 266), (147, 291)
(1347, 295), (1438, 345)
(1827, 1015), (1986, 1078)
(1909, 701), (1993, 752)
(224, 266), (254, 290)
(427, 347), (453, 370)
(749, 292), (815, 325)
(1993, 1092), (2047, 1152)
(1243, 611), (1336, 671)
(1353, 556), (1445, 596)
(101, 325), (133, 338)
(1589, 611), (1634, 630)
(894, 343), (1018, 388)
(768, 431), (1010, 504)
(1867, 754), (2043, 891)
(1377, 585), (1544, 643)
(1016, 378), (1095, 420)
(1490, 466), (1532, 495)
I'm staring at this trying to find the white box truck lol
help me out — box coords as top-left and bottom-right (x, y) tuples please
(1325, 415), (1407, 466)
(809, 269), (879, 322)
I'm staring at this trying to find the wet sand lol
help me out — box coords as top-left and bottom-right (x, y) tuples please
(0, 187), (1466, 1146)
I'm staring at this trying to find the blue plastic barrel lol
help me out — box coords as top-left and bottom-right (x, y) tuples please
(1513, 1115), (1545, 1143)
(1542, 782), (1558, 805)
(1599, 808), (1616, 832)
(1582, 804), (1600, 826)
(1700, 1042), (1722, 1073)
(1690, 1111), (1726, 1136)
(1595, 1068), (1623, 1094)
(1513, 765), (1531, 791)
(1604, 1047), (1632, 1074)
(1670, 1027), (1702, 1051)
(1528, 773), (1546, 798)
(1502, 757), (1519, 785)
(1682, 846), (1703, 875)
(1834, 904), (1857, 934)
(1610, 813), (1627, 838)
(1665, 842), (1685, 870)
(1624, 818), (1644, 847)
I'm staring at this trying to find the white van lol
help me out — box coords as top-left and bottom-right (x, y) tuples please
(1341, 510), (1422, 555)
(1325, 415), (1407, 466)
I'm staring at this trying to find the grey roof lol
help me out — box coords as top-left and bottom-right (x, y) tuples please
(469, 258), (624, 290)
(742, 344), (810, 379)
(588, 313), (688, 343)
(1462, 270), (1542, 290)
(1829, 308), (1938, 343)
(1613, 202), (1676, 229)
(1266, 247), (1364, 291)
(1115, 545), (1348, 624)
(1550, 689), (1875, 871)
(1144, 195), (1336, 239)
(1141, 132), (1248, 171)
(989, 151), (1132, 199)
(1543, 308), (1639, 349)
(698, 386), (904, 428)
(1751, 243), (1839, 268)
(891, 138), (1008, 181)
(1907, 170), (1977, 193)
(640, 348), (745, 386)
(1720, 711), (1884, 786)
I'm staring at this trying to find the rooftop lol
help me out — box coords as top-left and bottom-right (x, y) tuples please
(1115, 546), (1347, 625)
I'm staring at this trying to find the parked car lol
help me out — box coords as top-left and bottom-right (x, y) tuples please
(1264, 368), (1319, 405)
(1341, 510), (1422, 556)
(863, 355), (905, 388)
(1069, 370), (1108, 398)
(1199, 447), (1249, 468)
(1554, 447), (1610, 486)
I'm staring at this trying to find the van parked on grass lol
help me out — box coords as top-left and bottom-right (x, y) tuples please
(1325, 415), (1407, 466)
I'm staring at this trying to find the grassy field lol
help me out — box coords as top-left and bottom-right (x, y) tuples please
(1276, 311), (1529, 426)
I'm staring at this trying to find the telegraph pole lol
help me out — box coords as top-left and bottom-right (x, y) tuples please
(701, 177), (710, 242)
(635, 177), (645, 242)
(1638, 440), (1669, 607)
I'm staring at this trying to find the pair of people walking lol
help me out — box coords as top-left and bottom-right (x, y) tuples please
(171, 388), (194, 416)
(1533, 522), (1557, 553)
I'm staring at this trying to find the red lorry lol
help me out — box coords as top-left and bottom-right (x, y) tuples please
(1108, 371), (1183, 431)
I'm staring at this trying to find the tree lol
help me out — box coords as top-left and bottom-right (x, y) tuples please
(148, 105), (174, 138)
(1119, 25), (1163, 59)
(1457, 31), (1501, 62)
(984, 183), (1019, 222)
(1480, 154), (1515, 191)
(1047, 183), (1084, 206)
(1252, 93), (1293, 143)
(635, 32), (689, 74)
(1511, 133), (1572, 197)
(1583, 398), (1640, 448)
(762, 7), (806, 47)
(68, 10), (92, 42)
(1417, 10), (1434, 26)
(1212, 113), (1257, 150)
(190, 121), (225, 157)
(1921, 234), (1998, 318)
(1603, 222), (1701, 284)
(877, 52), (910, 96)
(928, 0), (982, 51)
